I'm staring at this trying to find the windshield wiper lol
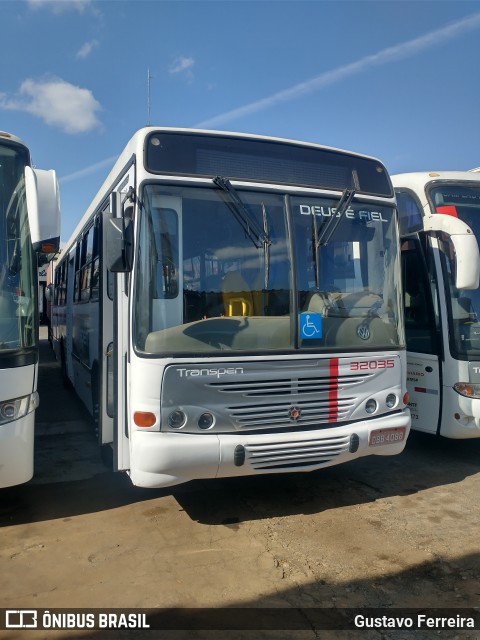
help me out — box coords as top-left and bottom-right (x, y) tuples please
(261, 202), (270, 289)
(317, 170), (360, 246)
(213, 176), (271, 250)
(311, 200), (321, 289)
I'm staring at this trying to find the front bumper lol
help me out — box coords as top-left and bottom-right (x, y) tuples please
(129, 410), (411, 488)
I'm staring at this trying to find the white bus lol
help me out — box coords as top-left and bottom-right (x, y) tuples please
(0, 131), (60, 487)
(52, 126), (414, 489)
(393, 171), (480, 438)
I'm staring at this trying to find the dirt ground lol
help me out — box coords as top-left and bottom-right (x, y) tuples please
(1, 333), (480, 640)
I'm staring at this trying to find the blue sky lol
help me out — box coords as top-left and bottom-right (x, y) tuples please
(1, 0), (480, 242)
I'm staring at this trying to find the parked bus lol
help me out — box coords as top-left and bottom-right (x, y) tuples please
(51, 127), (415, 488)
(393, 171), (480, 438)
(0, 131), (60, 487)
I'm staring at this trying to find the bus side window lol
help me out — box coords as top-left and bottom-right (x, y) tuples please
(54, 268), (60, 306)
(396, 190), (423, 236)
(74, 243), (82, 302)
(153, 208), (179, 299)
(80, 226), (94, 302)
(91, 226), (100, 301)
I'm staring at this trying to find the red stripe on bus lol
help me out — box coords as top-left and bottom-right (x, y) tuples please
(436, 205), (458, 218)
(329, 357), (339, 422)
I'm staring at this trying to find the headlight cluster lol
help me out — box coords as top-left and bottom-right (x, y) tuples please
(454, 383), (480, 399)
(0, 393), (39, 426)
(167, 410), (215, 431)
(364, 393), (401, 415)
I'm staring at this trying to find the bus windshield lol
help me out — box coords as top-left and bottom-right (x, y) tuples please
(430, 183), (480, 358)
(134, 184), (402, 355)
(0, 142), (36, 353)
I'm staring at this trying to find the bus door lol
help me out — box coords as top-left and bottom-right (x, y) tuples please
(100, 169), (135, 471)
(99, 206), (114, 446)
(402, 239), (441, 434)
(406, 354), (441, 434)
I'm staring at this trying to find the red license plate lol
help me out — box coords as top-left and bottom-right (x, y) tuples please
(369, 427), (406, 447)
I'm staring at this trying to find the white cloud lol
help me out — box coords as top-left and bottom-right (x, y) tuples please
(196, 11), (480, 128)
(0, 77), (102, 134)
(27, 0), (93, 13)
(76, 40), (99, 59)
(59, 155), (116, 184)
(169, 56), (195, 75)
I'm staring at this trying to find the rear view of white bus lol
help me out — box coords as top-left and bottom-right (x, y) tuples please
(0, 131), (60, 487)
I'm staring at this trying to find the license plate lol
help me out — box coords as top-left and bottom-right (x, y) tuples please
(369, 427), (406, 447)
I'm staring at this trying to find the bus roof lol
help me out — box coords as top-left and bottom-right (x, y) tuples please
(63, 127), (392, 253)
(0, 131), (28, 148)
(392, 170), (480, 191)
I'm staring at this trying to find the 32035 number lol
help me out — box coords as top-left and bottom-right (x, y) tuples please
(351, 359), (395, 371)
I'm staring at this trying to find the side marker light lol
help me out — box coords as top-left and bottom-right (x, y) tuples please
(134, 411), (156, 427)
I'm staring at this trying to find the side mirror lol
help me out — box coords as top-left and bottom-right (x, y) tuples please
(423, 214), (480, 290)
(24, 166), (61, 253)
(103, 191), (134, 273)
(450, 234), (480, 290)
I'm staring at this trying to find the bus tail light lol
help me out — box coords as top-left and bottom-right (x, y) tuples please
(454, 383), (480, 399)
(403, 392), (409, 406)
(134, 411), (157, 427)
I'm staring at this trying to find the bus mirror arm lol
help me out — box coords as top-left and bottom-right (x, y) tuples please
(423, 214), (480, 290)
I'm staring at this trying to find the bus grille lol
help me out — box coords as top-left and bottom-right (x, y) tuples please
(162, 356), (400, 434)
(208, 372), (366, 430)
(209, 373), (371, 397)
(226, 397), (355, 429)
(245, 434), (351, 470)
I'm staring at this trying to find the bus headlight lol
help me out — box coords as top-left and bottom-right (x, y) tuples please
(454, 383), (480, 399)
(365, 399), (377, 414)
(168, 410), (187, 429)
(0, 393), (38, 426)
(198, 413), (215, 430)
(386, 393), (397, 409)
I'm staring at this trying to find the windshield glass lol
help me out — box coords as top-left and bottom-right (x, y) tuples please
(134, 185), (402, 355)
(430, 183), (480, 358)
(291, 195), (401, 349)
(0, 142), (36, 353)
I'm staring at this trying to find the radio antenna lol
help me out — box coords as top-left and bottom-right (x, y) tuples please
(147, 68), (152, 126)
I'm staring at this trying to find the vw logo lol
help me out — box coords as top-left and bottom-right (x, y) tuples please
(288, 406), (301, 421)
(357, 325), (370, 340)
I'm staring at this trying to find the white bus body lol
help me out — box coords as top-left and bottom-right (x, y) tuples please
(52, 127), (411, 488)
(393, 171), (480, 438)
(0, 131), (60, 487)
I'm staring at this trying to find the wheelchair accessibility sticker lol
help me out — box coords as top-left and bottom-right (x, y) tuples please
(300, 313), (322, 339)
